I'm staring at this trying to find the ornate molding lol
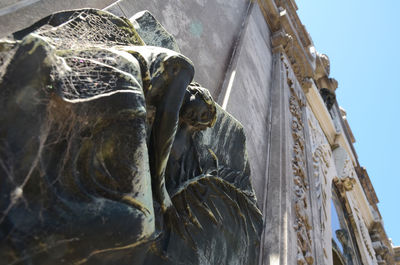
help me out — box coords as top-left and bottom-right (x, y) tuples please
(334, 176), (357, 194)
(265, 0), (316, 91)
(354, 207), (376, 262)
(333, 147), (357, 195)
(271, 28), (312, 90)
(370, 221), (395, 265)
(307, 107), (333, 262)
(336, 157), (357, 194)
(286, 59), (313, 265)
(263, 0), (340, 96)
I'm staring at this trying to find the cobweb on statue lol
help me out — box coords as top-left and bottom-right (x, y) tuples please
(36, 9), (143, 101)
(0, 9), (147, 226)
(29, 9), (146, 101)
(36, 9), (143, 49)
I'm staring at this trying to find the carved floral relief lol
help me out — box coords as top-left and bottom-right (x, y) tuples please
(283, 57), (314, 265)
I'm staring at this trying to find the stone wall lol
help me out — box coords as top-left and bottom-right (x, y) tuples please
(106, 0), (251, 100)
(223, 4), (273, 210)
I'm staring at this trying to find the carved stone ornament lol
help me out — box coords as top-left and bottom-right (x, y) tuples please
(333, 147), (357, 194)
(313, 53), (338, 94)
(284, 58), (314, 265)
(354, 208), (376, 262)
(307, 106), (334, 262)
(272, 31), (309, 89)
(370, 221), (391, 264)
(0, 9), (262, 265)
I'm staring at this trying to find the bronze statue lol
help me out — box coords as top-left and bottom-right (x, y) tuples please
(0, 9), (262, 265)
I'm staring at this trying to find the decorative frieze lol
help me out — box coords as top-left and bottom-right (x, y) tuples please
(354, 208), (376, 262)
(307, 107), (334, 263)
(272, 30), (311, 90)
(285, 59), (314, 265)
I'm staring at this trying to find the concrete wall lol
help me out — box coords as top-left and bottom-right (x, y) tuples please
(225, 4), (273, 208)
(106, 0), (250, 99)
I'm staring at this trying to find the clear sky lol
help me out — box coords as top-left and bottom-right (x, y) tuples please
(296, 0), (400, 246)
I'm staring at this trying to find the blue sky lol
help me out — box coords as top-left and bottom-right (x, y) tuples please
(297, 0), (400, 246)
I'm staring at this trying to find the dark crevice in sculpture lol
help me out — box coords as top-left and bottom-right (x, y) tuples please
(0, 9), (262, 265)
(319, 87), (336, 111)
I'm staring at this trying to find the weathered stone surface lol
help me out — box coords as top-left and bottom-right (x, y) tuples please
(0, 9), (262, 265)
(105, 0), (251, 100)
(305, 104), (338, 265)
(224, 4), (273, 211)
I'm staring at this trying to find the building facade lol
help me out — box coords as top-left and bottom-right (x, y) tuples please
(0, 0), (398, 264)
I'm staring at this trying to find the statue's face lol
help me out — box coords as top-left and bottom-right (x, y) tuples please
(335, 229), (348, 245)
(181, 92), (216, 131)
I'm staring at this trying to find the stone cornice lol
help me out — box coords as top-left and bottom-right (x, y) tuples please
(261, 2), (354, 165)
(276, 0), (312, 50)
(394, 247), (400, 265)
(260, 0), (315, 90)
(370, 221), (396, 265)
(340, 107), (356, 144)
(257, 0), (280, 32)
(259, 0), (340, 91)
(358, 167), (379, 207)
(336, 129), (357, 165)
(262, 0), (358, 171)
(351, 178), (376, 227)
(260, 0), (340, 104)
(280, 10), (313, 78)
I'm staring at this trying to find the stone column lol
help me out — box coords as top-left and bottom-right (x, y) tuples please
(260, 44), (316, 265)
(259, 49), (293, 265)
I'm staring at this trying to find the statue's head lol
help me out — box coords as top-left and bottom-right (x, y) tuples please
(180, 82), (217, 131)
(336, 229), (349, 245)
